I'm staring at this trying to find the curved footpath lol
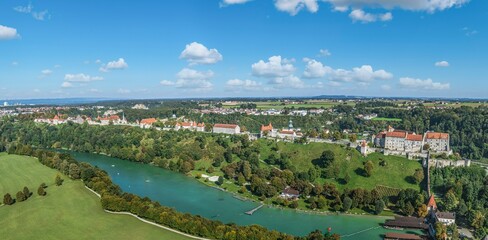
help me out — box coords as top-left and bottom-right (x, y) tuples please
(84, 186), (211, 240)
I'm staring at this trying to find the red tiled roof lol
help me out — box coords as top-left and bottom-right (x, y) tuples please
(280, 130), (295, 135)
(385, 232), (422, 240)
(376, 132), (386, 139)
(261, 123), (273, 132)
(386, 131), (406, 138)
(426, 132), (449, 140)
(361, 141), (367, 147)
(427, 195), (437, 210)
(197, 122), (205, 127)
(213, 124), (238, 129)
(140, 118), (157, 125)
(406, 134), (423, 141)
(98, 115), (120, 121)
(179, 122), (194, 127)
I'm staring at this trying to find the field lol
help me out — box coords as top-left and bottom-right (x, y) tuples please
(422, 102), (487, 108)
(258, 141), (422, 191)
(0, 153), (190, 240)
(221, 100), (355, 110)
(371, 117), (402, 122)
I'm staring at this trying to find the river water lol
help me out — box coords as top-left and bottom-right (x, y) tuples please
(73, 151), (422, 239)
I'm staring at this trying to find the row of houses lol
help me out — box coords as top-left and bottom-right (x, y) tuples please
(374, 126), (450, 154)
(259, 121), (304, 141)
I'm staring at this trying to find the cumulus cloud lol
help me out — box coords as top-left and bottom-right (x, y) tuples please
(274, 0), (319, 15)
(435, 61), (449, 67)
(303, 59), (393, 82)
(161, 68), (214, 91)
(349, 9), (392, 23)
(13, 3), (49, 21)
(399, 77), (450, 90)
(61, 82), (73, 88)
(41, 69), (52, 76)
(318, 49), (331, 57)
(226, 79), (263, 91)
(252, 56), (296, 78)
(0, 25), (20, 40)
(326, 0), (469, 13)
(232, 0), (468, 20)
(64, 73), (104, 82)
(180, 42), (223, 65)
(269, 75), (306, 89)
(99, 58), (128, 72)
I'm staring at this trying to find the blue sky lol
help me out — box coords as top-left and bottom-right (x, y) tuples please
(0, 0), (486, 99)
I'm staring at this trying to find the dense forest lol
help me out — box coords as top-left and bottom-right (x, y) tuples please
(431, 166), (488, 238)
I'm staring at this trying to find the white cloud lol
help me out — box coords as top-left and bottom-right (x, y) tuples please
(269, 75), (306, 89)
(162, 68), (214, 90)
(325, 0), (469, 13)
(226, 79), (263, 91)
(274, 0), (319, 15)
(221, 0), (252, 5)
(61, 82), (73, 88)
(41, 69), (52, 76)
(399, 77), (450, 90)
(160, 80), (175, 86)
(99, 58), (128, 72)
(435, 61), (450, 67)
(328, 81), (341, 87)
(12, 61), (19, 66)
(13, 3), (49, 21)
(349, 9), (392, 23)
(32, 10), (49, 21)
(318, 49), (331, 57)
(64, 73), (104, 82)
(462, 27), (478, 37)
(180, 42), (223, 65)
(117, 89), (131, 94)
(381, 84), (392, 91)
(0, 25), (20, 40)
(252, 56), (296, 78)
(13, 4), (33, 13)
(95, 59), (102, 64)
(303, 59), (330, 78)
(303, 59), (393, 82)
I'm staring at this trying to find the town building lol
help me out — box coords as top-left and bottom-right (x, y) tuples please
(280, 187), (300, 200)
(140, 118), (157, 128)
(426, 195), (437, 211)
(196, 122), (205, 132)
(424, 132), (450, 152)
(260, 123), (276, 138)
(132, 104), (148, 110)
(359, 140), (369, 156)
(175, 121), (196, 130)
(435, 212), (456, 225)
(404, 133), (424, 152)
(213, 124), (240, 135)
(374, 126), (450, 154)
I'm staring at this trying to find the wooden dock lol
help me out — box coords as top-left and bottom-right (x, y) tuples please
(245, 204), (264, 215)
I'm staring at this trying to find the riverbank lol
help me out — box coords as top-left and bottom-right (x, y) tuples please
(84, 186), (211, 240)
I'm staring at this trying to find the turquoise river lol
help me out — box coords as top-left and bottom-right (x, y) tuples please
(72, 151), (424, 239)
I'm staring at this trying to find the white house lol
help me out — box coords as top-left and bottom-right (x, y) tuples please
(435, 212), (456, 225)
(280, 186), (300, 200)
(213, 124), (240, 135)
(424, 132), (450, 152)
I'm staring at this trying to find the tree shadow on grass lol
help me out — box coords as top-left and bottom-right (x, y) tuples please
(404, 176), (417, 184)
(355, 167), (367, 177)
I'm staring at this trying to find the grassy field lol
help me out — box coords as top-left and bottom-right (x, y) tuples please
(0, 153), (190, 240)
(422, 102), (487, 108)
(371, 117), (402, 122)
(258, 141), (421, 191)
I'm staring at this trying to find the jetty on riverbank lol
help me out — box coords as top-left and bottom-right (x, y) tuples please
(245, 204), (264, 215)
